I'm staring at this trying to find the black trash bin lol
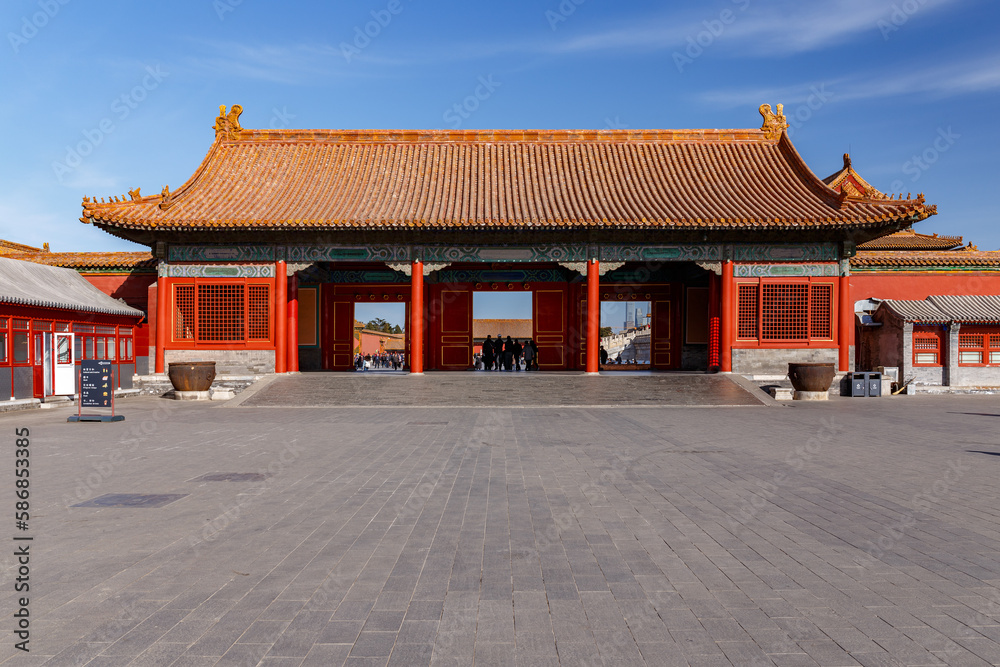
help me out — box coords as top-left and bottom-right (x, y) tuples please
(867, 372), (882, 397)
(848, 372), (869, 397)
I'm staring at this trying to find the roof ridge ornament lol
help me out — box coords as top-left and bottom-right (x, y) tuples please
(213, 104), (244, 140)
(159, 185), (174, 210)
(758, 103), (788, 140)
(128, 187), (141, 201)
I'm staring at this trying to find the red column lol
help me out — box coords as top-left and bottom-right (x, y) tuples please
(275, 261), (287, 373)
(839, 272), (852, 372)
(720, 260), (734, 373)
(708, 271), (721, 370)
(586, 259), (600, 374)
(287, 274), (299, 373)
(155, 274), (168, 374)
(321, 286), (331, 370)
(410, 260), (424, 374)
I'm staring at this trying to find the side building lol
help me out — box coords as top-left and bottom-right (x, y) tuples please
(0, 256), (144, 401)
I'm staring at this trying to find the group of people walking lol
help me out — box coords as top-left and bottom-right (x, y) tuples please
(477, 335), (538, 371)
(353, 352), (404, 371)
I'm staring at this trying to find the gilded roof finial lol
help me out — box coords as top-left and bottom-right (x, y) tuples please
(759, 103), (789, 140)
(42, 243), (49, 252)
(159, 185), (174, 210)
(213, 104), (244, 140)
(128, 187), (141, 201)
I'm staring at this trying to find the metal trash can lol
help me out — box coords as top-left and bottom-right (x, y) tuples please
(848, 372), (869, 397)
(867, 372), (882, 397)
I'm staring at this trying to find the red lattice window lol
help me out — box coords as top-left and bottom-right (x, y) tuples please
(810, 285), (833, 339)
(197, 284), (245, 342)
(913, 329), (942, 366)
(959, 331), (993, 365)
(171, 281), (272, 345)
(247, 285), (270, 341)
(761, 284), (809, 341)
(737, 280), (834, 342)
(174, 285), (195, 340)
(737, 285), (758, 339)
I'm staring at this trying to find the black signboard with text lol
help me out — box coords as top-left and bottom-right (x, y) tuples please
(80, 360), (113, 408)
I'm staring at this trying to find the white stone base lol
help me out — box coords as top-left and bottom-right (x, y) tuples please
(211, 389), (236, 401)
(174, 390), (211, 401)
(769, 387), (794, 400)
(793, 390), (829, 401)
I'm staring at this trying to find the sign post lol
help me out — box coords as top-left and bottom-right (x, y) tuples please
(68, 360), (125, 423)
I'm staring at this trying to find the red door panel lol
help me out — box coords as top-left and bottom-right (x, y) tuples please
(322, 289), (355, 371)
(651, 298), (680, 369)
(437, 288), (472, 369)
(533, 288), (567, 369)
(32, 333), (43, 398)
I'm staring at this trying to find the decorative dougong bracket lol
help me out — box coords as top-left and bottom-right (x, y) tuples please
(558, 261), (624, 277)
(386, 262), (450, 277)
(286, 263), (312, 276)
(696, 262), (722, 276)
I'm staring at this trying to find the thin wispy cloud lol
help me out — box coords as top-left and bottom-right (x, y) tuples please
(168, 0), (965, 80)
(698, 53), (1000, 108)
(177, 40), (391, 84)
(441, 0), (963, 60)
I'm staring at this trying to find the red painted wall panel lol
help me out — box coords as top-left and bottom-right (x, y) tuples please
(851, 273), (1000, 302)
(79, 273), (155, 358)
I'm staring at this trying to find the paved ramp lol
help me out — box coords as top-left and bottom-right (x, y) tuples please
(237, 372), (770, 408)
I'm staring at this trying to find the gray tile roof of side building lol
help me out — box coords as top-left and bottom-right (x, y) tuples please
(927, 295), (1000, 322)
(0, 256), (144, 318)
(879, 299), (950, 323)
(879, 295), (1000, 324)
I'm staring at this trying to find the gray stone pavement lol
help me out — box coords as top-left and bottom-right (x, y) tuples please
(240, 372), (767, 408)
(2, 375), (1000, 665)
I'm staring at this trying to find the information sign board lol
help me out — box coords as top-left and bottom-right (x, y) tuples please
(80, 360), (113, 408)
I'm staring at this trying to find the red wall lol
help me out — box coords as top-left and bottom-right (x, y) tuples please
(80, 273), (155, 357)
(851, 273), (1000, 303)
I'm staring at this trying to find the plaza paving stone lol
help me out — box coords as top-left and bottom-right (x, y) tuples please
(240, 372), (766, 408)
(2, 374), (1000, 665)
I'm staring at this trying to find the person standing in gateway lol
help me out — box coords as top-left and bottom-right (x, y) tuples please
(483, 335), (495, 371)
(522, 338), (535, 371)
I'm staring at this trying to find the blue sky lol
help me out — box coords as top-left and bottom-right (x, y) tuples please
(2, 0), (998, 253)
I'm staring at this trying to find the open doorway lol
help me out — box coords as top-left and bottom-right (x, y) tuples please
(353, 302), (406, 371)
(599, 300), (652, 366)
(473, 292), (532, 370)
